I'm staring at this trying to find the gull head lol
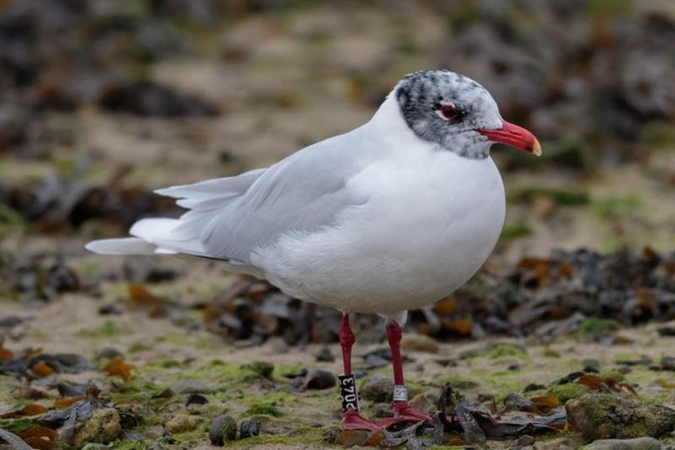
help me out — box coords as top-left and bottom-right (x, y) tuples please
(395, 70), (541, 159)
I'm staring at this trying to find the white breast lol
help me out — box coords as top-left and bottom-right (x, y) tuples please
(253, 150), (505, 316)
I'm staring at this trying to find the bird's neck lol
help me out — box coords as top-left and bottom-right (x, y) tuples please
(367, 94), (437, 154)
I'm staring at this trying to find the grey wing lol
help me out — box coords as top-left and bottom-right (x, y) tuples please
(131, 128), (370, 263)
(200, 130), (370, 262)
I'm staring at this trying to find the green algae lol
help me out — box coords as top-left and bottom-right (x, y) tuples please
(246, 403), (284, 417)
(432, 375), (480, 390)
(578, 318), (620, 338)
(460, 343), (528, 361)
(509, 186), (590, 206)
(241, 361), (275, 379)
(543, 347), (562, 358)
(591, 195), (642, 221)
(499, 222), (533, 245)
(0, 417), (37, 434)
(488, 344), (528, 360)
(154, 332), (223, 353)
(126, 341), (151, 354)
(77, 320), (132, 338)
(567, 393), (675, 442)
(548, 383), (591, 402)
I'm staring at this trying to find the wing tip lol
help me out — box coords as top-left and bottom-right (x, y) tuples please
(86, 238), (156, 255)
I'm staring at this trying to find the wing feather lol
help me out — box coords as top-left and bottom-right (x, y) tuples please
(88, 126), (372, 268)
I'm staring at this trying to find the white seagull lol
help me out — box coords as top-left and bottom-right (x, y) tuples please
(87, 69), (541, 431)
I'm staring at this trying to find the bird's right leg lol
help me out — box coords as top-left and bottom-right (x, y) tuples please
(338, 313), (382, 431)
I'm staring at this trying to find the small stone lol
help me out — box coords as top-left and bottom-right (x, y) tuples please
(164, 414), (203, 433)
(514, 434), (536, 448)
(240, 419), (261, 438)
(360, 374), (393, 403)
(314, 346), (335, 362)
(174, 380), (210, 394)
(73, 408), (122, 446)
(581, 437), (661, 450)
(153, 388), (174, 399)
(661, 356), (675, 371)
(186, 393), (209, 412)
(565, 393), (675, 441)
(305, 369), (337, 390)
(98, 348), (124, 362)
(268, 337), (289, 354)
(334, 429), (370, 447)
(657, 326), (675, 337)
(363, 353), (389, 369)
(401, 333), (439, 353)
(186, 393), (208, 406)
(209, 414), (237, 445)
(242, 361), (274, 379)
(582, 359), (600, 373)
(283, 367), (308, 379)
(98, 303), (123, 315)
(523, 383), (546, 393)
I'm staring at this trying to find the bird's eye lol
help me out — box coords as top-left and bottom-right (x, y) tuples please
(438, 103), (459, 121)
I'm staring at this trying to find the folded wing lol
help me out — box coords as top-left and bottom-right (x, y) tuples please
(86, 128), (371, 269)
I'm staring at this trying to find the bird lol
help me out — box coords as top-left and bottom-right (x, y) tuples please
(86, 69), (541, 431)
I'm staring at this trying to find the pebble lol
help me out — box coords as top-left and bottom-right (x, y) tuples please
(97, 347), (124, 360)
(186, 393), (209, 413)
(186, 393), (208, 406)
(566, 393), (675, 441)
(242, 361), (274, 379)
(660, 356), (675, 371)
(209, 414), (237, 445)
(240, 418), (261, 438)
(360, 374), (394, 403)
(514, 434), (535, 448)
(164, 414), (203, 433)
(73, 408), (122, 446)
(582, 359), (600, 373)
(314, 345), (335, 362)
(174, 379), (210, 394)
(363, 353), (389, 369)
(401, 333), (439, 353)
(305, 369), (337, 390)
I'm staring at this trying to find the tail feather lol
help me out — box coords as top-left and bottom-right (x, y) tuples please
(86, 168), (268, 259)
(85, 238), (158, 255)
(129, 217), (208, 256)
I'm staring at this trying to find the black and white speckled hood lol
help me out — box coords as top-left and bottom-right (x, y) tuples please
(394, 70), (505, 159)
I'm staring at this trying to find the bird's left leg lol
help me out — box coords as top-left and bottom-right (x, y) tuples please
(386, 318), (434, 423)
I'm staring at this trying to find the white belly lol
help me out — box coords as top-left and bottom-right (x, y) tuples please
(252, 153), (505, 316)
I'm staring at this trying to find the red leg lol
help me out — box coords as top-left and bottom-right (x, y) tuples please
(386, 320), (405, 386)
(338, 314), (385, 431)
(340, 313), (355, 375)
(386, 320), (434, 424)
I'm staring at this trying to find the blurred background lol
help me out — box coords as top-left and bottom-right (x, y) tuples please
(1, 0), (674, 257)
(0, 1), (674, 447)
(1, 0), (675, 348)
